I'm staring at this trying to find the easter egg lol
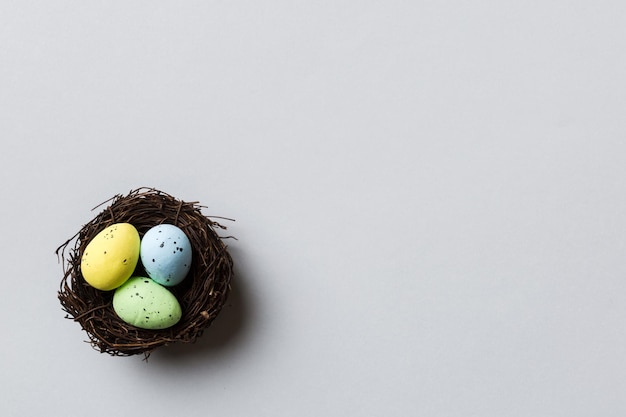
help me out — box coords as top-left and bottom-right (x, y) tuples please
(112, 276), (182, 329)
(140, 224), (192, 286)
(81, 223), (140, 291)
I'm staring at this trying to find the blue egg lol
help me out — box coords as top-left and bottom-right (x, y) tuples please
(140, 224), (192, 286)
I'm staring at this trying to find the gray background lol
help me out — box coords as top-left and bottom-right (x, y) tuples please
(2, 1), (626, 416)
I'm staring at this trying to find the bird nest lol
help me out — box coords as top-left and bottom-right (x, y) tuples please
(57, 187), (234, 357)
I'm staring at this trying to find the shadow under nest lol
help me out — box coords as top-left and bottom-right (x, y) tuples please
(56, 187), (234, 357)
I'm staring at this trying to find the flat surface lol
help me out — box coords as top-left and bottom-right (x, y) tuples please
(2, 1), (626, 416)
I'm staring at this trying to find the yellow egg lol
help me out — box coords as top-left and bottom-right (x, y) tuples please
(80, 223), (140, 291)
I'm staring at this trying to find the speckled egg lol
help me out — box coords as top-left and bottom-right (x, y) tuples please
(80, 223), (140, 291)
(140, 224), (192, 286)
(113, 276), (182, 329)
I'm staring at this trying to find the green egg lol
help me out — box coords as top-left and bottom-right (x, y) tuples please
(113, 276), (182, 330)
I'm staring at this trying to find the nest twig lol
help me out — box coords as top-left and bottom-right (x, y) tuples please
(56, 187), (234, 357)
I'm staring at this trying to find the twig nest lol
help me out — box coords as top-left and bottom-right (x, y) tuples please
(57, 188), (234, 356)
